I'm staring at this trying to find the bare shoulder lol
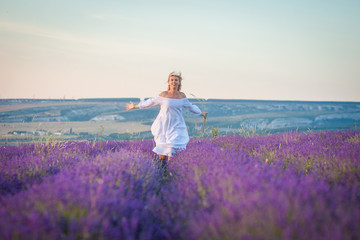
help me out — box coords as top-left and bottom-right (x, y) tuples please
(179, 92), (187, 98)
(159, 91), (168, 97)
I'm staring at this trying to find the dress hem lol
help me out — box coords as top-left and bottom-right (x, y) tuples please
(153, 145), (186, 157)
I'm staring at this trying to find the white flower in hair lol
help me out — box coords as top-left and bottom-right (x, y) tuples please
(171, 71), (181, 76)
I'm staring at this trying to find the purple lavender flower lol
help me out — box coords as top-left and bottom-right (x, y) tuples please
(0, 131), (359, 239)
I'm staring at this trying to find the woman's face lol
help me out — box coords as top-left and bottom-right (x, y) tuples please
(168, 76), (180, 90)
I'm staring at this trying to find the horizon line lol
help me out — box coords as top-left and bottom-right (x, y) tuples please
(1, 97), (359, 104)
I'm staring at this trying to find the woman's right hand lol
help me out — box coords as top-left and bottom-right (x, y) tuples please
(126, 101), (137, 110)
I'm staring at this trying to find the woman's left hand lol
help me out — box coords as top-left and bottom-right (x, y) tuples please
(201, 112), (208, 119)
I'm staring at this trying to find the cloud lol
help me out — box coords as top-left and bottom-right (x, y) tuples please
(0, 20), (175, 58)
(0, 20), (95, 45)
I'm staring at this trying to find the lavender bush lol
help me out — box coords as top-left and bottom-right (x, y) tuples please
(0, 131), (359, 240)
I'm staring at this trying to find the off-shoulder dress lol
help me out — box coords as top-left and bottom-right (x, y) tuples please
(139, 96), (202, 156)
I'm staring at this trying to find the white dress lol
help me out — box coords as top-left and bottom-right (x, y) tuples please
(139, 96), (202, 156)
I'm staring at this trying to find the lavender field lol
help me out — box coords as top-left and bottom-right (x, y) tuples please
(1, 131), (360, 240)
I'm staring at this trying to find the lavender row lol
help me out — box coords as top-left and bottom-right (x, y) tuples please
(0, 140), (154, 196)
(212, 130), (360, 186)
(0, 148), (182, 239)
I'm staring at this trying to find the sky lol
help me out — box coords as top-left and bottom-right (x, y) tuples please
(1, 0), (359, 101)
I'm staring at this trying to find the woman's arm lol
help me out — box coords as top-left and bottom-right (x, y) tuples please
(183, 98), (208, 119)
(181, 93), (208, 119)
(126, 97), (160, 111)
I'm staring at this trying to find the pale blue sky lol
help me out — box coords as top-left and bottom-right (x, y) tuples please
(1, 0), (359, 101)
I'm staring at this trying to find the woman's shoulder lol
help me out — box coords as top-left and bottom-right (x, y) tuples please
(159, 91), (167, 97)
(179, 92), (187, 98)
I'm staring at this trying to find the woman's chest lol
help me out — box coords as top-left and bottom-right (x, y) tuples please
(161, 99), (184, 109)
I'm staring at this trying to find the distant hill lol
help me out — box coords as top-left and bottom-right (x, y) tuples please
(1, 98), (359, 135)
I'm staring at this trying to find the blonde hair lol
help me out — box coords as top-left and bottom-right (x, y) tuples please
(167, 71), (182, 91)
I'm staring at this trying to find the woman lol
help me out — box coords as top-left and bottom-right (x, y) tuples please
(126, 71), (208, 162)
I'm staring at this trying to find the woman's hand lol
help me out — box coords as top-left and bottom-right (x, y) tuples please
(201, 112), (208, 119)
(126, 101), (138, 110)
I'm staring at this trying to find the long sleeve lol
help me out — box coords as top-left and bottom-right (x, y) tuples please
(183, 99), (202, 116)
(138, 97), (160, 109)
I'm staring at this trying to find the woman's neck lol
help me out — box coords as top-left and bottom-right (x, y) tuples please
(167, 89), (178, 95)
